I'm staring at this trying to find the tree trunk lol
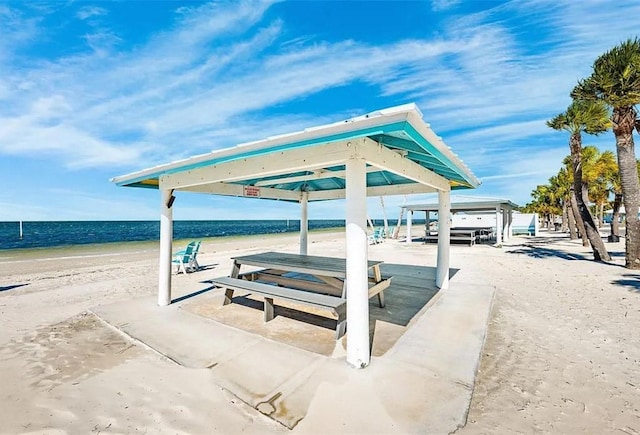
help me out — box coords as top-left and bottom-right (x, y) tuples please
(393, 204), (404, 239)
(599, 203), (604, 228)
(562, 201), (569, 232)
(582, 184), (590, 207)
(570, 187), (589, 246)
(567, 200), (577, 239)
(613, 106), (640, 268)
(367, 216), (375, 231)
(612, 192), (622, 237)
(379, 197), (389, 236)
(569, 132), (610, 261)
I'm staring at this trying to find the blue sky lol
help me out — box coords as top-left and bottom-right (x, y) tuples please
(1, 0), (638, 221)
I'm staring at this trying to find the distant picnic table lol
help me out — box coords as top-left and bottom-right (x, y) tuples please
(424, 227), (494, 246)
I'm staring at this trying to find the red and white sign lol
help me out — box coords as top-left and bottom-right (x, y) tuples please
(243, 185), (260, 197)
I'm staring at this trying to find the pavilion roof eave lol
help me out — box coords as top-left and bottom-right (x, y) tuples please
(404, 198), (520, 212)
(111, 103), (480, 195)
(111, 110), (413, 187)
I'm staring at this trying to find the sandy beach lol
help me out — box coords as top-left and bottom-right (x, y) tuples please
(1, 229), (639, 434)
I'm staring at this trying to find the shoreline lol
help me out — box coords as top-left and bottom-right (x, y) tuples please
(0, 226), (347, 262)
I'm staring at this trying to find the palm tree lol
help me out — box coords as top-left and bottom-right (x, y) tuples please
(561, 155), (592, 246)
(610, 173), (623, 240)
(557, 166), (578, 239)
(551, 169), (571, 232)
(563, 148), (627, 240)
(570, 185), (590, 246)
(572, 38), (640, 268)
(547, 100), (611, 261)
(582, 147), (618, 227)
(525, 184), (560, 227)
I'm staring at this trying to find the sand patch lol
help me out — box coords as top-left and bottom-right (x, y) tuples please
(1, 312), (139, 392)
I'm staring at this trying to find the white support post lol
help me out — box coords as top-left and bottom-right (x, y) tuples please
(426, 210), (430, 238)
(300, 191), (309, 255)
(158, 188), (173, 306)
(436, 189), (451, 289)
(511, 209), (515, 238)
(495, 206), (502, 245)
(502, 209), (508, 241)
(345, 157), (370, 369)
(406, 210), (413, 244)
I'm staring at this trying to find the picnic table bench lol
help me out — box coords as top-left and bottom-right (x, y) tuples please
(213, 276), (347, 338)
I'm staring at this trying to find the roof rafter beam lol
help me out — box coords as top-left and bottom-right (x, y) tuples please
(254, 166), (380, 187)
(182, 182), (302, 201)
(307, 182), (437, 201)
(160, 140), (353, 190)
(357, 137), (450, 191)
(406, 152), (453, 171)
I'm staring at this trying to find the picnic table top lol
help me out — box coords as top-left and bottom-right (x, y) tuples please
(231, 251), (383, 279)
(428, 228), (477, 235)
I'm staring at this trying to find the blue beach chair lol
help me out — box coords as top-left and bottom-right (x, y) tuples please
(172, 241), (201, 274)
(367, 228), (385, 245)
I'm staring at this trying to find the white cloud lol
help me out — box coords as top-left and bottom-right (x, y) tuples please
(481, 172), (544, 181)
(0, 119), (151, 168)
(447, 119), (551, 147)
(0, 2), (464, 171)
(76, 6), (107, 20)
(83, 30), (122, 55)
(0, 5), (39, 62)
(431, 0), (461, 12)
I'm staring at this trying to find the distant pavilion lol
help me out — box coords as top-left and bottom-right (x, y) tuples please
(112, 103), (480, 368)
(403, 196), (519, 244)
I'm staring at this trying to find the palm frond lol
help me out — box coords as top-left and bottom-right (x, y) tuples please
(550, 99), (611, 136)
(573, 37), (640, 108)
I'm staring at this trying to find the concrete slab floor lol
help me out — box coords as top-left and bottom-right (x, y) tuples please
(92, 244), (495, 433)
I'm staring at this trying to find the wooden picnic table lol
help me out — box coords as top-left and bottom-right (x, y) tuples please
(424, 227), (494, 246)
(230, 251), (389, 300)
(231, 251), (382, 279)
(212, 251), (392, 339)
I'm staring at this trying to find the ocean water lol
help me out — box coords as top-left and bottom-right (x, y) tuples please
(0, 220), (350, 250)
